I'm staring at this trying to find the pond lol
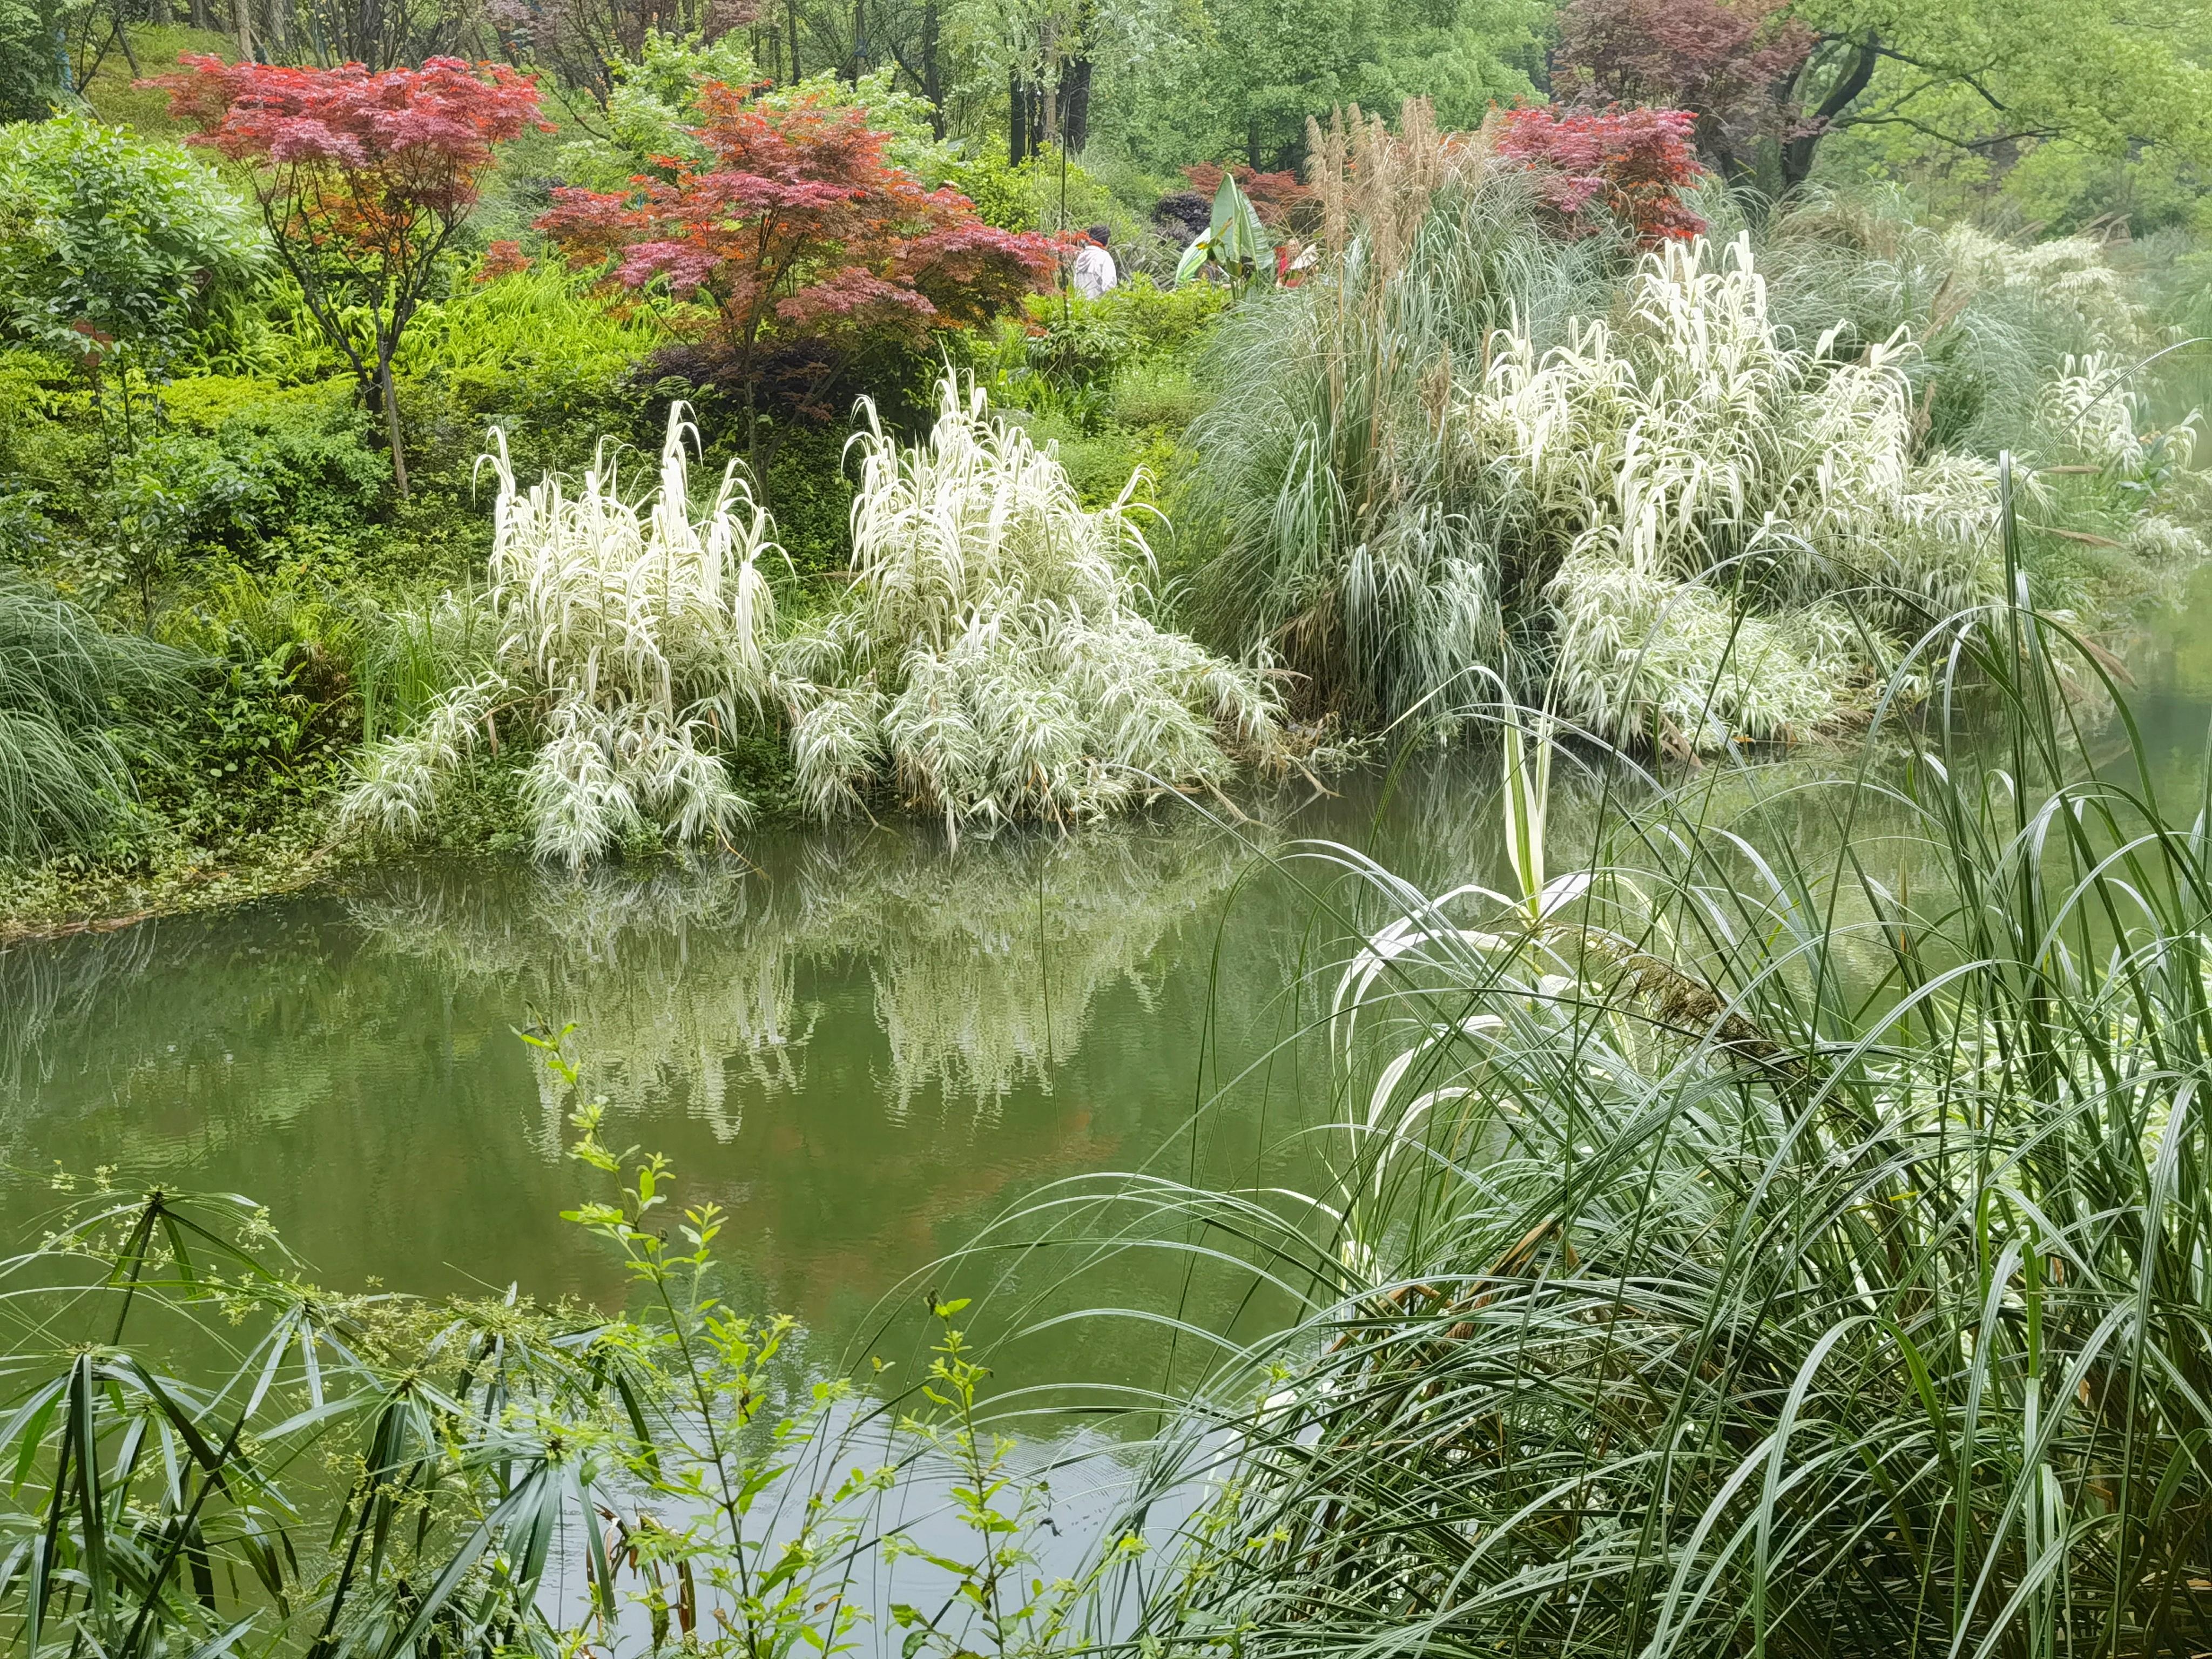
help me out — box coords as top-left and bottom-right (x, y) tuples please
(6, 568), (2212, 1410)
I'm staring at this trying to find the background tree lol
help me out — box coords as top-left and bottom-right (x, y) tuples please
(538, 83), (1053, 481)
(1788, 0), (2212, 197)
(149, 53), (547, 499)
(1087, 0), (1547, 174)
(1555, 0), (2212, 200)
(1553, 0), (1810, 188)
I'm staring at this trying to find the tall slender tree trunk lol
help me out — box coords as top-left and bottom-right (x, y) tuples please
(920, 0), (940, 133)
(191, 0), (208, 30)
(380, 359), (409, 499)
(233, 0), (253, 59)
(266, 0), (287, 57)
(1061, 57), (1091, 152)
(1009, 70), (1032, 164)
(785, 0), (799, 79)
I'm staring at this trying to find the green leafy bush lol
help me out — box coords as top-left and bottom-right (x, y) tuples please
(0, 111), (262, 377)
(159, 376), (389, 542)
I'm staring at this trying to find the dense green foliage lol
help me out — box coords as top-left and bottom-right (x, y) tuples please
(3, 5), (2212, 1653)
(0, 0), (2197, 910)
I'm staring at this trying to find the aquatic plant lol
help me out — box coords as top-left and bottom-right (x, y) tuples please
(775, 371), (1283, 840)
(336, 403), (777, 868)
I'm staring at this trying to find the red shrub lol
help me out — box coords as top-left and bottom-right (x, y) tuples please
(538, 84), (1054, 462)
(146, 55), (548, 494)
(1492, 104), (1707, 246)
(475, 239), (531, 281)
(1183, 162), (1310, 230)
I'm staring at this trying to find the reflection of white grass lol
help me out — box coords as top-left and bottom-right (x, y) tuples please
(343, 817), (1256, 1139)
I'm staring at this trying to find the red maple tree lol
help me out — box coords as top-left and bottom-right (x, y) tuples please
(537, 83), (1054, 475)
(1555, 0), (1813, 188)
(1492, 105), (1708, 246)
(1183, 162), (1310, 230)
(147, 55), (547, 496)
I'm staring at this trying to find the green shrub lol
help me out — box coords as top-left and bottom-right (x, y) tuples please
(757, 421), (856, 577)
(0, 112), (263, 379)
(160, 376), (389, 540)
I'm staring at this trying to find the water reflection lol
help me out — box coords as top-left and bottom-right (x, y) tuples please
(341, 819), (1261, 1146)
(0, 809), (1300, 1371)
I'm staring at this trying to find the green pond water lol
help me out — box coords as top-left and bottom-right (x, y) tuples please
(6, 572), (2212, 1407)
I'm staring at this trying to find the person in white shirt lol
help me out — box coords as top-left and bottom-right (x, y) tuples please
(1071, 224), (1117, 300)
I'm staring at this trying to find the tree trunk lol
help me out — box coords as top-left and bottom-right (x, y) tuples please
(381, 359), (409, 499)
(1782, 35), (1879, 193)
(112, 4), (144, 74)
(266, 0), (287, 57)
(191, 0), (208, 30)
(1009, 70), (1033, 165)
(1061, 56), (1092, 153)
(234, 0), (253, 58)
(785, 0), (799, 79)
(920, 0), (940, 136)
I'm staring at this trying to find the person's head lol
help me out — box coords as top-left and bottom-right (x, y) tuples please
(1088, 224), (1111, 248)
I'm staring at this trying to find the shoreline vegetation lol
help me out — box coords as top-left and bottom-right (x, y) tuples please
(14, 550), (2212, 1654)
(5, 0), (2212, 1640)
(0, 26), (2205, 924)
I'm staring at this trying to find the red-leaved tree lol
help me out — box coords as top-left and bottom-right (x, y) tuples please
(537, 84), (1055, 476)
(1555, 0), (1815, 188)
(1492, 105), (1708, 246)
(1183, 163), (1310, 230)
(147, 55), (547, 496)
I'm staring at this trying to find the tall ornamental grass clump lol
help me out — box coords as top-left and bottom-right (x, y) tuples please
(1188, 103), (1609, 726)
(1479, 231), (2002, 747)
(1101, 480), (2212, 1657)
(338, 403), (777, 867)
(776, 372), (1283, 840)
(0, 576), (185, 860)
(1190, 114), (2202, 750)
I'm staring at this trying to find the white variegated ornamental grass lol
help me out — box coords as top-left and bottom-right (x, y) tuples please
(338, 403), (779, 868)
(1190, 143), (2202, 752)
(341, 377), (1283, 864)
(775, 372), (1283, 841)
